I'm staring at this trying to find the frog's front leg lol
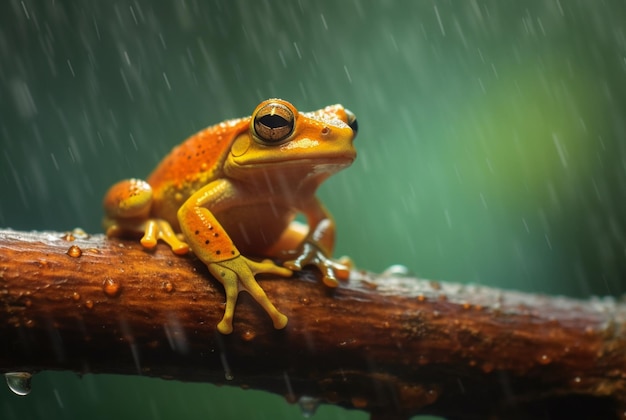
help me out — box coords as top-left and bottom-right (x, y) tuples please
(103, 179), (189, 254)
(284, 198), (352, 287)
(177, 180), (292, 334)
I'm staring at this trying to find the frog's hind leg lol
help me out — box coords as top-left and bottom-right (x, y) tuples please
(264, 221), (308, 257)
(103, 178), (189, 255)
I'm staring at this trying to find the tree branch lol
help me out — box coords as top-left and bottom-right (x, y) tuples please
(1, 229), (625, 419)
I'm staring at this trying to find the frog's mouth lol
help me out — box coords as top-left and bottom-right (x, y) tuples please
(232, 149), (356, 169)
(228, 134), (356, 167)
(225, 145), (356, 186)
(231, 151), (355, 169)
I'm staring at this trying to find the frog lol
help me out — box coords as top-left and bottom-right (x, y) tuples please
(103, 99), (358, 334)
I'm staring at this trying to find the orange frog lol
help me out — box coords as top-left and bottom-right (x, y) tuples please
(103, 99), (358, 334)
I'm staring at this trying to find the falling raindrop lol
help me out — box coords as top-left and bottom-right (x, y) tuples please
(5, 372), (32, 396)
(298, 396), (320, 418)
(220, 353), (233, 381)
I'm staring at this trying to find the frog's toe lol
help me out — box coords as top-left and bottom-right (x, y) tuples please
(287, 242), (351, 287)
(283, 257), (304, 272)
(140, 235), (158, 249)
(217, 318), (234, 335)
(317, 258), (350, 287)
(321, 270), (339, 288)
(283, 246), (314, 272)
(140, 220), (159, 248)
(272, 312), (288, 330)
(250, 258), (293, 277)
(156, 220), (190, 255)
(331, 256), (352, 281)
(171, 243), (190, 255)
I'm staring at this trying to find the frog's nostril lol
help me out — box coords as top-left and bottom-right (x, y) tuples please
(321, 127), (330, 136)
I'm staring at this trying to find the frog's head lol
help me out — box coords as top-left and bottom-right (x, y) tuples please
(225, 99), (357, 188)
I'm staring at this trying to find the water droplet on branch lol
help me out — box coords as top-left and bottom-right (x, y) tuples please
(298, 396), (320, 417)
(5, 372), (32, 396)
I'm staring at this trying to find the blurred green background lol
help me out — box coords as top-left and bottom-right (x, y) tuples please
(1, 1), (625, 419)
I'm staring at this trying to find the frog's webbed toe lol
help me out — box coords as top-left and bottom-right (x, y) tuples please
(284, 242), (352, 287)
(208, 256), (291, 334)
(140, 219), (189, 254)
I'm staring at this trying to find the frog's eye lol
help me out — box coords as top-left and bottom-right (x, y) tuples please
(345, 108), (358, 136)
(253, 102), (295, 143)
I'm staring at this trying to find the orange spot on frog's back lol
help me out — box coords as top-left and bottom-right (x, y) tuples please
(147, 118), (249, 191)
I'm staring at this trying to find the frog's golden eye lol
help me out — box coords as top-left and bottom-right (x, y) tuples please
(253, 102), (295, 143)
(345, 108), (358, 136)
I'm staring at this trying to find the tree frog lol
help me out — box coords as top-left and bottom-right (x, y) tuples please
(103, 99), (358, 334)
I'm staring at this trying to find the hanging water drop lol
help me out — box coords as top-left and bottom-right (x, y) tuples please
(5, 372), (32, 396)
(298, 396), (320, 418)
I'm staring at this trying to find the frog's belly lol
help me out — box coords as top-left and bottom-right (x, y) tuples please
(212, 204), (295, 257)
(152, 194), (296, 257)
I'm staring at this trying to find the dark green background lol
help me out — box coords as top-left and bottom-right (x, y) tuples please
(1, 1), (625, 419)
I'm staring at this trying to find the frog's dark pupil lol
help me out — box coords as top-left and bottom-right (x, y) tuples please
(258, 114), (289, 128)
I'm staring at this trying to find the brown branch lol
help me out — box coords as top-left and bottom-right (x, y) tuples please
(1, 229), (626, 419)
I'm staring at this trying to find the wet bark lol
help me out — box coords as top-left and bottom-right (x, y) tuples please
(1, 228), (625, 419)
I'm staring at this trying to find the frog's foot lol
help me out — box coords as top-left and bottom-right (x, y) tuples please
(284, 242), (352, 288)
(208, 256), (292, 334)
(103, 179), (190, 255)
(140, 219), (189, 255)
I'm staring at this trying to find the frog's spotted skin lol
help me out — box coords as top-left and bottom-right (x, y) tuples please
(103, 99), (357, 334)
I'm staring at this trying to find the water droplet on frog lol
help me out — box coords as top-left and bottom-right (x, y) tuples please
(381, 264), (411, 277)
(5, 372), (32, 396)
(67, 245), (82, 258)
(298, 396), (320, 418)
(103, 278), (121, 297)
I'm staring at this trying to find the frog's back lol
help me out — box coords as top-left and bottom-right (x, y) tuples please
(148, 116), (249, 226)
